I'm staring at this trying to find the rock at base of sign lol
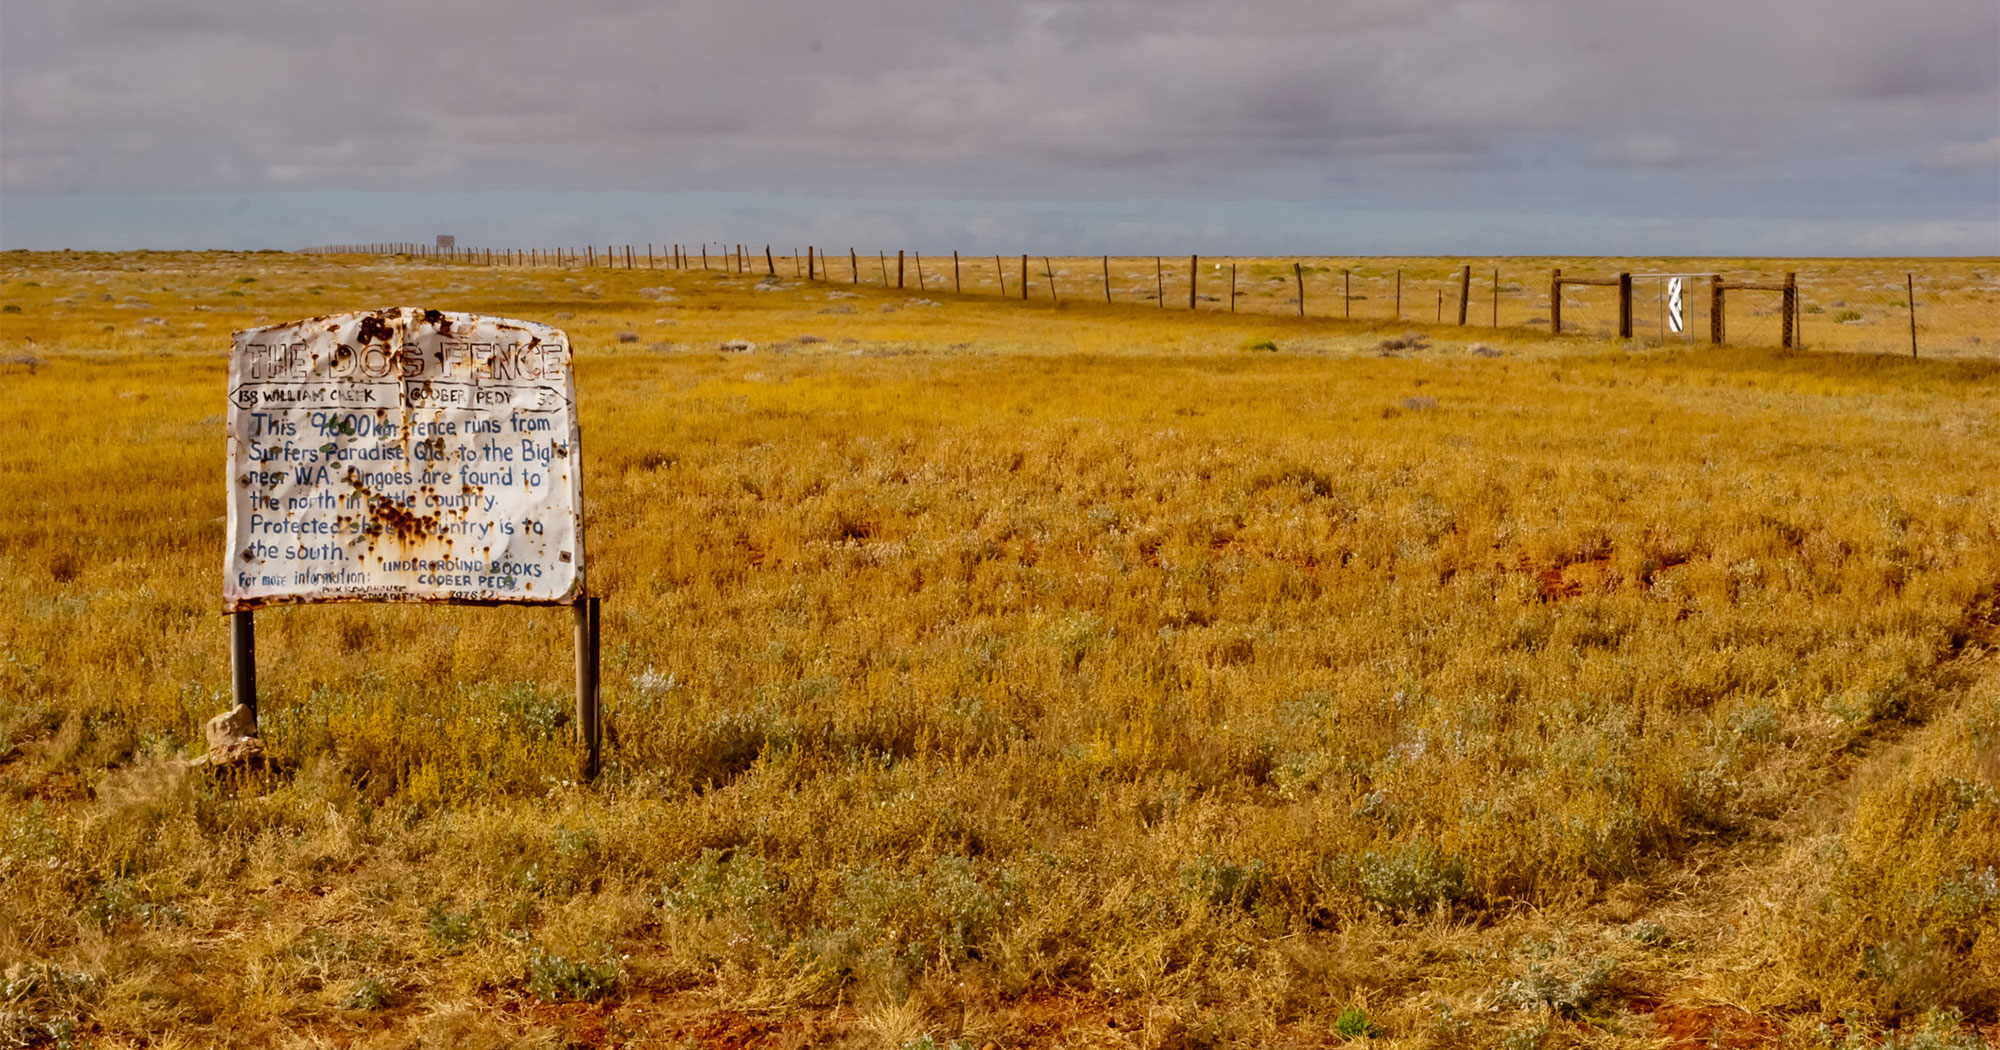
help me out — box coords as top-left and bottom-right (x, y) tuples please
(720, 339), (756, 353)
(188, 704), (266, 768)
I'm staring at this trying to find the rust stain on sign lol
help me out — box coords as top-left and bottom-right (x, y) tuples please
(224, 308), (582, 612)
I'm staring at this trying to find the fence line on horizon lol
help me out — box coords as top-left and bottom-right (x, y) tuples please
(293, 242), (1944, 354)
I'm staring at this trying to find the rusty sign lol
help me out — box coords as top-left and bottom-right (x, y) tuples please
(225, 308), (581, 612)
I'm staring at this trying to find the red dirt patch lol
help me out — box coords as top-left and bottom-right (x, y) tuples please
(1650, 1003), (1782, 1049)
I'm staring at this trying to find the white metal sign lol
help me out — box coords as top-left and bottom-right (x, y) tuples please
(1666, 278), (1685, 334)
(225, 308), (582, 611)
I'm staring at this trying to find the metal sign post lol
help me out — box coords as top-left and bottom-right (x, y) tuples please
(231, 610), (256, 718)
(575, 597), (601, 780)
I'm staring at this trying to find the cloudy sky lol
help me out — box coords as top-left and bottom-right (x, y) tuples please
(3, 0), (1995, 254)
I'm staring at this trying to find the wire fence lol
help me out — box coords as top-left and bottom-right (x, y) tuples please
(296, 242), (1960, 356)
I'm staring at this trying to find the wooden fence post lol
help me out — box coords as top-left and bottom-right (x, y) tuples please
(1189, 254), (1198, 310)
(1492, 269), (1499, 326)
(765, 245), (776, 276)
(915, 252), (925, 292)
(1617, 272), (1632, 339)
(1795, 283), (1804, 350)
(1155, 257), (1163, 307)
(1710, 275), (1724, 345)
(897, 250), (904, 289)
(879, 251), (889, 286)
(1044, 257), (1058, 303)
(1344, 269), (1351, 318)
(953, 251), (961, 293)
(1907, 273), (1918, 359)
(1782, 272), (1796, 349)
(1457, 264), (1471, 325)
(1230, 263), (1236, 312)
(808, 246), (815, 281)
(996, 255), (1006, 298)
(1550, 268), (1562, 335)
(1021, 255), (1028, 301)
(1294, 263), (1305, 317)
(850, 248), (858, 283)
(1103, 256), (1111, 303)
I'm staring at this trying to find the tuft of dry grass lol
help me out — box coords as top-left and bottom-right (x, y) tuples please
(1, 250), (1996, 1047)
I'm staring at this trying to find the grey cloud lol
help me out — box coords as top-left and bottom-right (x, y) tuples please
(1, 0), (1993, 251)
(1923, 136), (2000, 174)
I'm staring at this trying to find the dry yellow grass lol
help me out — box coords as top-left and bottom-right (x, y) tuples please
(1, 250), (1997, 1048)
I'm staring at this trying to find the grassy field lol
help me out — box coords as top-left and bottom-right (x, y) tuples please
(2, 251), (1998, 1048)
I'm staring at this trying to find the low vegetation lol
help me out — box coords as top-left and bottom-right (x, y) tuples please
(1, 251), (1996, 1046)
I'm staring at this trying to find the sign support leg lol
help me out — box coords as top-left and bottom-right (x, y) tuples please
(574, 598), (601, 782)
(231, 610), (257, 729)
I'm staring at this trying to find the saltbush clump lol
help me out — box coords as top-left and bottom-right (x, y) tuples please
(525, 946), (623, 1003)
(1180, 854), (1271, 909)
(1355, 844), (1468, 917)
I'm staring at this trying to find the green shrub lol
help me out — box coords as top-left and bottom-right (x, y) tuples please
(1333, 1005), (1381, 1038)
(525, 946), (623, 1002)
(1180, 854), (1271, 909)
(426, 905), (477, 949)
(1355, 844), (1467, 916)
(1626, 920), (1669, 947)
(1502, 958), (1613, 1016)
(661, 848), (776, 922)
(343, 976), (390, 1011)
